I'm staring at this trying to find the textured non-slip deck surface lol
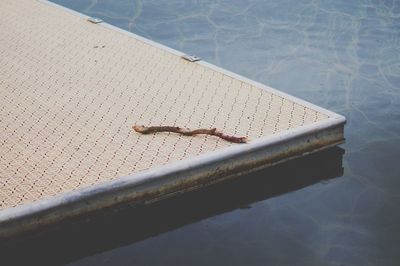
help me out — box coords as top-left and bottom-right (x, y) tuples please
(0, 0), (330, 210)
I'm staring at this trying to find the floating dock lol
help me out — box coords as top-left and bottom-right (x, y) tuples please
(0, 0), (345, 238)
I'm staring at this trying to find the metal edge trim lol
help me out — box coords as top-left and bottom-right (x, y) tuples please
(0, 116), (344, 224)
(0, 120), (344, 238)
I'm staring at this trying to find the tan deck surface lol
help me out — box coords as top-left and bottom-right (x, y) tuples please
(0, 0), (329, 210)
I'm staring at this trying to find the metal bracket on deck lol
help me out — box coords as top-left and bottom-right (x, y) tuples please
(182, 54), (201, 62)
(87, 17), (103, 24)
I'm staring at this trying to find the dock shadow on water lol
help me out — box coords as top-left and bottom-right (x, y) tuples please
(1, 147), (344, 265)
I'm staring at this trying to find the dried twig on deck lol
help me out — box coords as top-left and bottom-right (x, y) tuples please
(132, 125), (247, 144)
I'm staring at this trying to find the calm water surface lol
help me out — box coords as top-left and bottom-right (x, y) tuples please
(42, 0), (400, 265)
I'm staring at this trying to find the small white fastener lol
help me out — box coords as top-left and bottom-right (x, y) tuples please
(182, 54), (201, 62)
(87, 17), (103, 24)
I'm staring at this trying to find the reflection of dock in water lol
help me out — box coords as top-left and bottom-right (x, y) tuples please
(2, 147), (344, 265)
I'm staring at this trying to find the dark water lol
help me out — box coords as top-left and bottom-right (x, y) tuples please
(10, 0), (400, 265)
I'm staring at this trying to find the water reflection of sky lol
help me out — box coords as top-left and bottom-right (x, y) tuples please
(44, 0), (400, 265)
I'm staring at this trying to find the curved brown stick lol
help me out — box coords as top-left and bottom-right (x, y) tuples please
(132, 125), (247, 143)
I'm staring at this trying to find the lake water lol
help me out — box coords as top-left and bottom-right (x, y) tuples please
(27, 0), (400, 265)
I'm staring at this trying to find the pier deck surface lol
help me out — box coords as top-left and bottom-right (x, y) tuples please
(0, 0), (345, 237)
